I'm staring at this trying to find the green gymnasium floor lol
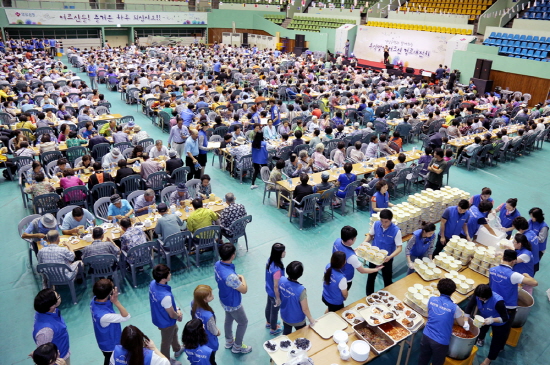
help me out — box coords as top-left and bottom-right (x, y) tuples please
(2, 60), (550, 365)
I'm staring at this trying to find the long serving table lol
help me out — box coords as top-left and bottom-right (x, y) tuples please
(267, 266), (488, 365)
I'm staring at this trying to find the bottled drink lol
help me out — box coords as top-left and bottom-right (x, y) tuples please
(148, 206), (152, 216)
(41, 238), (48, 247)
(176, 200), (181, 209)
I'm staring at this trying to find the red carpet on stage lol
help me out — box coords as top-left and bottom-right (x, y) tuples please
(356, 58), (423, 75)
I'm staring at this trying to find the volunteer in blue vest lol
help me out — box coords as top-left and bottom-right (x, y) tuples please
(197, 121), (210, 174)
(49, 38), (57, 57)
(112, 325), (169, 365)
(489, 250), (538, 345)
(528, 207), (548, 261)
(214, 243), (252, 354)
(269, 98), (280, 126)
(181, 318), (216, 365)
(370, 180), (393, 214)
(512, 216), (540, 273)
(90, 278), (131, 365)
(191, 285), (220, 362)
(278, 261), (316, 335)
(322, 251), (349, 312)
(470, 187), (493, 209)
(33, 289), (71, 365)
(265, 243), (285, 336)
(512, 233), (535, 294)
(87, 60), (98, 89)
(405, 223), (437, 274)
(365, 209), (403, 296)
(332, 225), (383, 291)
(149, 264), (184, 365)
(495, 198), (520, 238)
(463, 200), (496, 239)
(433, 199), (471, 257)
(417, 279), (466, 365)
(464, 284), (509, 365)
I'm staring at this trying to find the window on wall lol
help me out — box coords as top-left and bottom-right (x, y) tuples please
(5, 28), (100, 39)
(135, 28), (205, 37)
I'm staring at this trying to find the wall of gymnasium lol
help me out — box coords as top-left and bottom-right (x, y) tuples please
(451, 43), (550, 103)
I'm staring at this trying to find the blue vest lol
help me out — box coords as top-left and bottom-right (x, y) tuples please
(33, 309), (70, 358)
(529, 220), (548, 251)
(265, 260), (285, 298)
(409, 229), (433, 258)
(185, 344), (213, 365)
(423, 295), (457, 345)
(372, 220), (400, 255)
(471, 195), (493, 208)
(113, 345), (153, 365)
(270, 105), (280, 122)
(252, 142), (268, 164)
(279, 277), (306, 324)
(476, 292), (506, 326)
(514, 247), (534, 276)
(490, 265), (518, 307)
(524, 230), (540, 265)
(370, 191), (389, 214)
(198, 130), (208, 155)
(332, 238), (356, 281)
(498, 207), (520, 229)
(90, 298), (122, 352)
(191, 302), (219, 351)
(149, 280), (177, 329)
(214, 261), (242, 308)
(464, 205), (487, 237)
(442, 206), (470, 239)
(322, 264), (346, 305)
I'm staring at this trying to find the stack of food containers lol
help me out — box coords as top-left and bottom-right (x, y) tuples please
(442, 271), (475, 294)
(413, 258), (443, 280)
(469, 246), (502, 276)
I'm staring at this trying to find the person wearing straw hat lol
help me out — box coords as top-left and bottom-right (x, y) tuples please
(102, 148), (123, 169)
(22, 213), (60, 253)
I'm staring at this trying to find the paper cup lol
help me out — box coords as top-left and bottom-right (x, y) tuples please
(473, 315), (485, 328)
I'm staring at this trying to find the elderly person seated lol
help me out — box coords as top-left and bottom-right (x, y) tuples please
(38, 229), (83, 278)
(60, 206), (95, 236)
(315, 171), (334, 192)
(22, 213), (59, 253)
(133, 189), (156, 216)
(102, 148), (123, 169)
(107, 194), (134, 221)
(187, 198), (219, 234)
(311, 143), (332, 171)
(81, 227), (120, 259)
(119, 218), (148, 256)
(296, 150), (313, 175)
(149, 139), (170, 159)
(333, 141), (347, 167)
(219, 193), (248, 239)
(169, 182), (192, 206)
(155, 203), (184, 240)
(24, 172), (54, 199)
(349, 141), (366, 163)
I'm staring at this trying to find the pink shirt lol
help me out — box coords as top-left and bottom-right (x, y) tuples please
(60, 176), (85, 202)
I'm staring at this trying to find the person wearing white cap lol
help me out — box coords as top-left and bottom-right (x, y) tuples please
(22, 213), (60, 253)
(102, 148), (123, 169)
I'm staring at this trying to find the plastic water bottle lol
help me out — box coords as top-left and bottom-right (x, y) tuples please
(112, 218), (117, 227)
(41, 238), (47, 247)
(148, 206), (152, 216)
(185, 205), (189, 214)
(176, 200), (181, 210)
(287, 176), (292, 187)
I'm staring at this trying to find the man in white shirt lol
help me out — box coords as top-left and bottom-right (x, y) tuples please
(150, 140), (170, 159)
(365, 209), (403, 295)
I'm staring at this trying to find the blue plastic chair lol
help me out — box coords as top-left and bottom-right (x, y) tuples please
(121, 241), (157, 288)
(527, 49), (535, 57)
(158, 231), (192, 270)
(37, 263), (85, 305)
(533, 36), (540, 43)
(520, 35), (526, 41)
(526, 35), (533, 42)
(83, 254), (122, 293)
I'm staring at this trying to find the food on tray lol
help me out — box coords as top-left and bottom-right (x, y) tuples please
(280, 340), (292, 349)
(395, 303), (405, 311)
(353, 318), (363, 324)
(408, 312), (417, 319)
(345, 312), (356, 319)
(378, 291), (389, 296)
(370, 316), (380, 325)
(356, 327), (393, 352)
(379, 323), (409, 341)
(294, 338), (310, 350)
(383, 312), (394, 319)
(367, 298), (375, 304)
(405, 310), (412, 316)
(264, 340), (277, 351)
(356, 304), (367, 311)
(372, 307), (384, 314)
(452, 325), (476, 338)
(371, 294), (380, 300)
(402, 319), (414, 328)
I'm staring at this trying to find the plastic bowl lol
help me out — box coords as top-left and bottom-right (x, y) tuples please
(350, 340), (371, 362)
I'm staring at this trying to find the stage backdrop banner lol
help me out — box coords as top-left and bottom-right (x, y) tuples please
(5, 9), (207, 26)
(353, 26), (454, 72)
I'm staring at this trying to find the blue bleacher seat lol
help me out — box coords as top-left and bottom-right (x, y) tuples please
(515, 55), (521, 58)
(534, 50), (542, 58)
(500, 47), (508, 54)
(520, 41), (527, 47)
(533, 36), (540, 43)
(496, 32), (502, 38)
(527, 42), (535, 49)
(536, 13), (542, 19)
(507, 34), (514, 40)
(495, 39), (503, 46)
(520, 35), (527, 41)
(513, 35), (520, 41)
(502, 40), (509, 46)
(527, 49), (535, 57)
(540, 37), (547, 43)
(490, 32), (497, 38)
(541, 44), (548, 51)
(534, 44), (541, 51)
(527, 35), (533, 42)
(522, 56), (528, 59)
(528, 57), (535, 60)
(541, 51), (548, 58)
(521, 48), (528, 56)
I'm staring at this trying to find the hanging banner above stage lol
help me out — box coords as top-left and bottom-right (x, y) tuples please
(5, 9), (207, 26)
(353, 25), (453, 71)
